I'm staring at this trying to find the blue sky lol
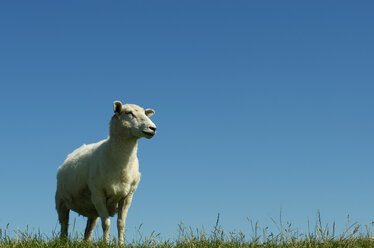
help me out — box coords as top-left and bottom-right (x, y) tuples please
(0, 0), (373, 241)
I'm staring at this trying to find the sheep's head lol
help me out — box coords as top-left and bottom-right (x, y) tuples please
(111, 101), (157, 139)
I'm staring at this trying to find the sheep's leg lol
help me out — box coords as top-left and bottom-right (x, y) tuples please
(117, 194), (133, 245)
(56, 202), (70, 239)
(91, 193), (110, 243)
(84, 217), (98, 242)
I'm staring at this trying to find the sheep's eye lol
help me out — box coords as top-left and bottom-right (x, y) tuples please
(126, 111), (134, 118)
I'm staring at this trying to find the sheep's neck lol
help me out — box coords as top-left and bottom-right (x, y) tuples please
(107, 136), (138, 166)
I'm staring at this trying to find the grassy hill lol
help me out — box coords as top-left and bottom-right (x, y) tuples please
(1, 213), (373, 247)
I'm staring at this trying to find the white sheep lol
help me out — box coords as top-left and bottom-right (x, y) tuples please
(55, 100), (157, 244)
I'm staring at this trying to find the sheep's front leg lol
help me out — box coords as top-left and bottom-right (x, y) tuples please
(117, 194), (133, 245)
(91, 193), (110, 243)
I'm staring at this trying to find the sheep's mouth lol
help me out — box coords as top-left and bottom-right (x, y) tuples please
(142, 131), (155, 137)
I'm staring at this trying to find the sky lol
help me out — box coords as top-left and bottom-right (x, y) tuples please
(0, 0), (373, 242)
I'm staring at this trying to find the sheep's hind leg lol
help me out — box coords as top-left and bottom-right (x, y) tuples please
(84, 217), (98, 242)
(56, 201), (70, 239)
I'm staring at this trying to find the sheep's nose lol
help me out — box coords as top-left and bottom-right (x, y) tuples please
(149, 126), (157, 132)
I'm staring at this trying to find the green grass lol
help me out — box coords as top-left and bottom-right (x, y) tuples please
(1, 213), (374, 247)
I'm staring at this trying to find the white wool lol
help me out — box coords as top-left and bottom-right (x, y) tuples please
(55, 101), (156, 244)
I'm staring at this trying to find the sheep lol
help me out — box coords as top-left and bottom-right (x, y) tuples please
(55, 100), (157, 245)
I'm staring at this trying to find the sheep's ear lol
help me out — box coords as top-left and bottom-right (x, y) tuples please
(113, 101), (123, 116)
(145, 108), (155, 117)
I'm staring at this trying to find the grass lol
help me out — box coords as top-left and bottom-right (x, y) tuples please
(1, 212), (374, 247)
